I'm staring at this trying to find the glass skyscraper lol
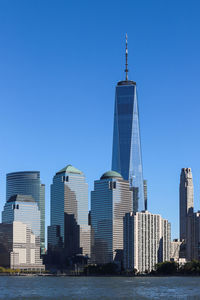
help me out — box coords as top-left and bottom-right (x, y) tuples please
(48, 164), (90, 260)
(6, 171), (45, 254)
(112, 35), (144, 211)
(91, 171), (133, 264)
(2, 194), (40, 238)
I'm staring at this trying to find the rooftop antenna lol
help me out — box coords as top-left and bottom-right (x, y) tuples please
(125, 33), (128, 81)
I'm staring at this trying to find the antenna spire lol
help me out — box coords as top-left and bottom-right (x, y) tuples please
(125, 33), (128, 81)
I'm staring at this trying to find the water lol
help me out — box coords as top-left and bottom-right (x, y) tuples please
(0, 276), (200, 299)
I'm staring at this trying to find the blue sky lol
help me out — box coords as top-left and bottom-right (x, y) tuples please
(0, 0), (200, 239)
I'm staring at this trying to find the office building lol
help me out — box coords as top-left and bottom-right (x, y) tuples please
(6, 171), (45, 254)
(186, 211), (200, 261)
(2, 194), (40, 238)
(91, 171), (133, 264)
(143, 180), (147, 211)
(48, 165), (90, 261)
(123, 211), (171, 273)
(112, 34), (144, 212)
(0, 221), (44, 270)
(179, 168), (194, 240)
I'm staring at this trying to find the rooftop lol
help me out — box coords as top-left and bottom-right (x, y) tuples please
(100, 170), (123, 180)
(117, 80), (136, 86)
(7, 194), (35, 203)
(56, 164), (83, 175)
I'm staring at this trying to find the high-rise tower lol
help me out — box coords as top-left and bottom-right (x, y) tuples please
(6, 171), (45, 254)
(179, 168), (194, 240)
(112, 34), (144, 211)
(91, 171), (133, 264)
(48, 164), (90, 261)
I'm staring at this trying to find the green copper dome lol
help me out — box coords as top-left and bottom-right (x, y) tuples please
(56, 164), (83, 175)
(100, 170), (122, 180)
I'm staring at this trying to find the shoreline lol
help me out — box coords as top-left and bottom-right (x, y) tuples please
(0, 273), (200, 277)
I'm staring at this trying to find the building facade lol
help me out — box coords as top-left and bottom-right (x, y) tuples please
(6, 171), (45, 254)
(2, 194), (40, 238)
(0, 221), (44, 270)
(48, 165), (90, 261)
(170, 239), (183, 261)
(179, 168), (194, 241)
(91, 171), (133, 264)
(40, 184), (45, 254)
(111, 35), (144, 212)
(143, 180), (147, 211)
(186, 211), (200, 261)
(123, 211), (171, 273)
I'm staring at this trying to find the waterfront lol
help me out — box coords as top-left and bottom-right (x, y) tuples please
(0, 276), (200, 299)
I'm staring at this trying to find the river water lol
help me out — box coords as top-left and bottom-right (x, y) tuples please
(0, 276), (200, 299)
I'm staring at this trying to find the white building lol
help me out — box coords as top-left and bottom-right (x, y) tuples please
(170, 239), (183, 261)
(123, 211), (171, 273)
(0, 221), (44, 270)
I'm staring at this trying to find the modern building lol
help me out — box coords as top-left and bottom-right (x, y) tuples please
(2, 194), (40, 238)
(186, 211), (200, 261)
(6, 171), (45, 254)
(48, 165), (90, 262)
(123, 211), (171, 273)
(0, 221), (44, 270)
(91, 171), (133, 264)
(170, 239), (183, 261)
(179, 168), (194, 240)
(111, 34), (144, 212)
(40, 184), (45, 254)
(143, 180), (147, 211)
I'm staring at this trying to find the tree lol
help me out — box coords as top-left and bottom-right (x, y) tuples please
(155, 261), (178, 275)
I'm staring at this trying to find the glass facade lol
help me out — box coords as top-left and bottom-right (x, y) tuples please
(112, 81), (145, 211)
(48, 165), (90, 258)
(6, 171), (45, 254)
(91, 171), (133, 264)
(2, 194), (40, 238)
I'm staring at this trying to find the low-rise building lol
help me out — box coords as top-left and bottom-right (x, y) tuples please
(170, 239), (183, 261)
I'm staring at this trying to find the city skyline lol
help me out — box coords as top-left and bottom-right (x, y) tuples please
(1, 0), (200, 240)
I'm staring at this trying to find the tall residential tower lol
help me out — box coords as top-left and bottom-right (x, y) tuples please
(112, 34), (144, 211)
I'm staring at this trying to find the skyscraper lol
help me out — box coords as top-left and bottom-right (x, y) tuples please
(48, 165), (90, 261)
(2, 194), (40, 238)
(112, 34), (144, 211)
(91, 171), (133, 264)
(123, 211), (171, 273)
(179, 168), (194, 240)
(40, 184), (45, 254)
(186, 211), (200, 261)
(6, 171), (45, 254)
(143, 180), (147, 211)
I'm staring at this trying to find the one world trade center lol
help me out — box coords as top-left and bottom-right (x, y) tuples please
(112, 34), (145, 212)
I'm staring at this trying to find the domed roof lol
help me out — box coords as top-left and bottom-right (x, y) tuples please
(56, 164), (83, 175)
(100, 170), (122, 180)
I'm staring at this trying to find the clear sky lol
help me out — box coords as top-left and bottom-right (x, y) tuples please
(0, 0), (200, 239)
